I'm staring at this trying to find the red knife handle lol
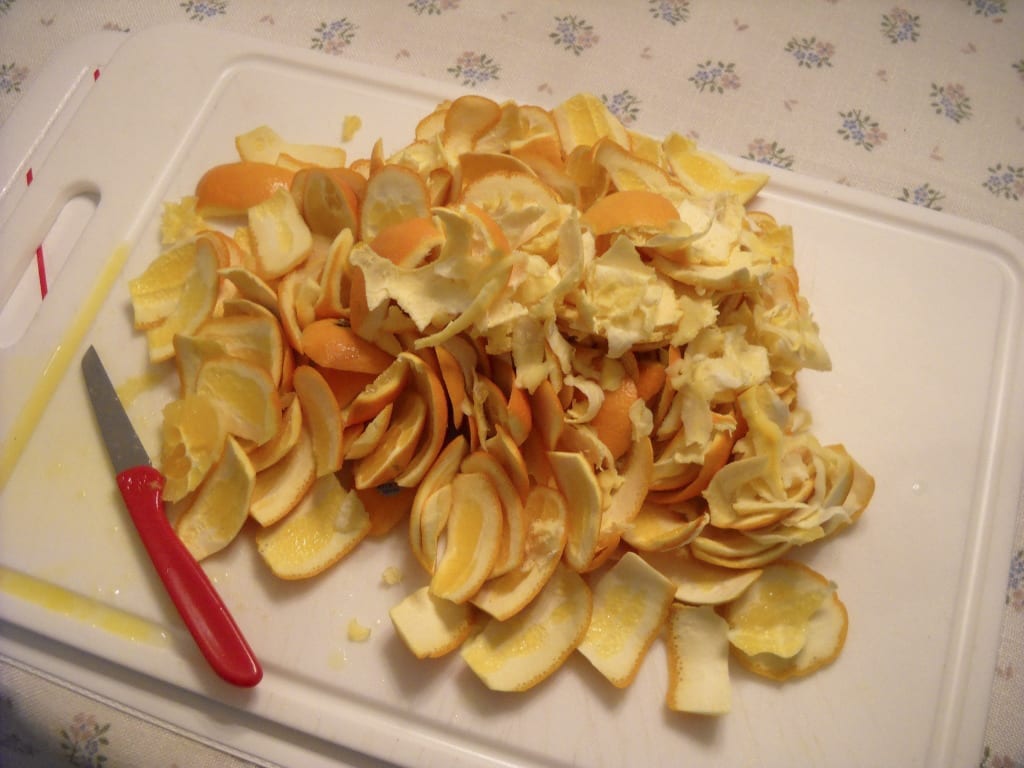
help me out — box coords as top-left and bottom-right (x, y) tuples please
(116, 466), (262, 687)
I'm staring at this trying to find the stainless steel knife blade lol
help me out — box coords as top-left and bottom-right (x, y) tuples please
(81, 345), (151, 474)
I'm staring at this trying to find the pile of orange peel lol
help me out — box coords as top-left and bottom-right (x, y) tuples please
(128, 92), (874, 712)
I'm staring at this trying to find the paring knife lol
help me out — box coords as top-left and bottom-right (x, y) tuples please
(81, 345), (262, 687)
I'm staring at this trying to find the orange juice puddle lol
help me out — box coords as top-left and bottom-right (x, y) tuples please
(0, 566), (168, 645)
(0, 244), (130, 492)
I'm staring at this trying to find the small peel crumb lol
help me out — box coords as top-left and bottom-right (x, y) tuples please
(381, 565), (403, 586)
(159, 196), (206, 246)
(347, 618), (371, 642)
(342, 115), (362, 142)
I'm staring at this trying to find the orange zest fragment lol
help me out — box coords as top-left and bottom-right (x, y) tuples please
(195, 161), (295, 217)
(461, 563), (591, 692)
(301, 319), (396, 375)
(581, 189), (680, 235)
(429, 472), (503, 603)
(368, 216), (444, 268)
(292, 364), (345, 477)
(255, 473), (370, 579)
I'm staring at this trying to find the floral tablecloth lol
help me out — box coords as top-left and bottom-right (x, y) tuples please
(0, 1), (1022, 767)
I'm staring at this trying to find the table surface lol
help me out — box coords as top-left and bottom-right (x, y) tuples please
(0, 2), (1021, 767)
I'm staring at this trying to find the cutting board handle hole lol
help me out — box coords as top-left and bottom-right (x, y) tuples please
(0, 188), (100, 348)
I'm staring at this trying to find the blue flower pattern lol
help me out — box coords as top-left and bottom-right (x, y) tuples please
(881, 8), (921, 44)
(408, 0), (460, 14)
(785, 37), (835, 68)
(311, 18), (358, 55)
(180, 0), (227, 21)
(744, 139), (795, 169)
(602, 90), (641, 125)
(689, 60), (740, 94)
(0, 62), (28, 94)
(897, 182), (944, 209)
(963, 0), (1006, 18)
(448, 52), (501, 86)
(648, 0), (690, 26)
(59, 713), (110, 767)
(838, 109), (887, 150)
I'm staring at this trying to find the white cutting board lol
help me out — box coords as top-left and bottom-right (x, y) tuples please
(1, 24), (1022, 768)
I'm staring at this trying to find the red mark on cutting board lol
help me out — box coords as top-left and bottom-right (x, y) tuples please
(93, 68), (100, 81)
(36, 246), (48, 298)
(25, 168), (47, 298)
